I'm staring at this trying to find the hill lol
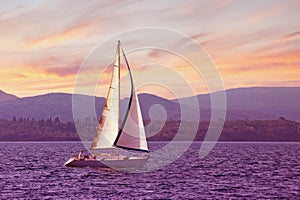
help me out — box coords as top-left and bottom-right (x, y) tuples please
(0, 92), (195, 121)
(176, 87), (300, 121)
(0, 87), (299, 121)
(0, 90), (18, 102)
(0, 93), (105, 122)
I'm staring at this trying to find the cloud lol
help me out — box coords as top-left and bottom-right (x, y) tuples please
(147, 49), (163, 58)
(27, 23), (94, 49)
(44, 66), (80, 77)
(279, 31), (300, 43)
(218, 48), (300, 76)
(1, 0), (300, 98)
(189, 33), (213, 40)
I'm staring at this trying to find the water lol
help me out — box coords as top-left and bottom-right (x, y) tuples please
(0, 142), (300, 199)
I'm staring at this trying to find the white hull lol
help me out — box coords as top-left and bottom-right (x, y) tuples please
(64, 155), (149, 168)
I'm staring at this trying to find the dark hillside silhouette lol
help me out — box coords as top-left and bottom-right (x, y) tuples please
(1, 117), (299, 141)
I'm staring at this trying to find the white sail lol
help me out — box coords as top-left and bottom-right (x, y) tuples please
(114, 48), (148, 152)
(91, 42), (120, 149)
(115, 90), (148, 151)
(91, 41), (148, 152)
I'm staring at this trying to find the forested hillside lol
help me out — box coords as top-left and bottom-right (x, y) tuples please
(1, 117), (300, 141)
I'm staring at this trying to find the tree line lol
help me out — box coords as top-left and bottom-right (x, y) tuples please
(0, 117), (78, 141)
(0, 117), (300, 141)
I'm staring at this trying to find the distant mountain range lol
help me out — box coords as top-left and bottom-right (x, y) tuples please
(0, 87), (299, 121)
(177, 87), (300, 121)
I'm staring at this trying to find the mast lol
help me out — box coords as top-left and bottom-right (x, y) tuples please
(117, 40), (121, 136)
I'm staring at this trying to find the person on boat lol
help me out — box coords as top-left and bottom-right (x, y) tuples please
(78, 150), (83, 159)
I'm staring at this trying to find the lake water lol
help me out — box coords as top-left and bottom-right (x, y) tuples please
(0, 142), (299, 199)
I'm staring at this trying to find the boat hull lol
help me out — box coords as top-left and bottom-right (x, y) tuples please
(64, 156), (149, 168)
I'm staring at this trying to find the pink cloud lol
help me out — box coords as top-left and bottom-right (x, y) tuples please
(279, 31), (300, 43)
(27, 23), (94, 49)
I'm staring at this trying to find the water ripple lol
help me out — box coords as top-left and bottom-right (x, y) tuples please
(0, 142), (300, 199)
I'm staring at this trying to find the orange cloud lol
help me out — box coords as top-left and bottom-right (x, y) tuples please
(27, 23), (94, 49)
(1, 0), (299, 98)
(0, 63), (73, 97)
(216, 47), (300, 71)
(44, 66), (80, 77)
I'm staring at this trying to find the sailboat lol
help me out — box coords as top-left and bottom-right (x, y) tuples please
(64, 41), (149, 168)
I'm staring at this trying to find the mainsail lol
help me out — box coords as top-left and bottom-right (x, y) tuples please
(91, 41), (148, 152)
(91, 42), (120, 149)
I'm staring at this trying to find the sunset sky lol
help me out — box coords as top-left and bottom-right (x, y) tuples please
(0, 0), (299, 98)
